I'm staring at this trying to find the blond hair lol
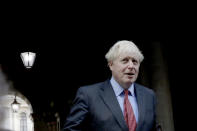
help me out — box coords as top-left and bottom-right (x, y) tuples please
(105, 40), (144, 62)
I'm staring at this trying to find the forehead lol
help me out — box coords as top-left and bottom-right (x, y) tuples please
(117, 51), (139, 60)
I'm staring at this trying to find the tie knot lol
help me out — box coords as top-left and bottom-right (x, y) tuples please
(124, 90), (129, 96)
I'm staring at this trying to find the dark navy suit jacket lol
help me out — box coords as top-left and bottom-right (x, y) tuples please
(63, 80), (156, 131)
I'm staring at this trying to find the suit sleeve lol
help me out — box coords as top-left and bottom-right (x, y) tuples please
(63, 87), (89, 131)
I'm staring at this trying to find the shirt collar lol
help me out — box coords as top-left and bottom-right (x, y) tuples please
(110, 76), (135, 97)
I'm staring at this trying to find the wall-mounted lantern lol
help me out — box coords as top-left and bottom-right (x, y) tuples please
(11, 95), (20, 113)
(20, 52), (36, 68)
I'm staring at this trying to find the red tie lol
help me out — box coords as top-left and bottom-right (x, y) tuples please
(124, 90), (137, 131)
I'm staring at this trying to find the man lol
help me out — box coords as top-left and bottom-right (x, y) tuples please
(63, 40), (156, 131)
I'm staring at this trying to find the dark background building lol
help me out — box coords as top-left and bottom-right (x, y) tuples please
(0, 38), (195, 131)
(0, 5), (196, 130)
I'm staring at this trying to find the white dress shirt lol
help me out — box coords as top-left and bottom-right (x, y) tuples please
(110, 77), (139, 123)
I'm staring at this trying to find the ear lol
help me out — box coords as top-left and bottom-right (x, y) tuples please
(108, 61), (113, 71)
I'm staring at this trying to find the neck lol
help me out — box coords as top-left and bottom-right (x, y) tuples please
(112, 76), (132, 89)
(120, 83), (131, 90)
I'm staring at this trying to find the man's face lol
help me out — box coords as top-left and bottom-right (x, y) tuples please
(109, 52), (140, 89)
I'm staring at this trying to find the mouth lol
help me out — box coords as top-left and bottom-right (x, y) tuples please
(125, 73), (135, 76)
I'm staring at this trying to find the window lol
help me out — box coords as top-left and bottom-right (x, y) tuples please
(20, 112), (27, 131)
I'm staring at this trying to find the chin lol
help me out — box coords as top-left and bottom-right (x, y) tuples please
(129, 79), (136, 84)
(124, 81), (133, 85)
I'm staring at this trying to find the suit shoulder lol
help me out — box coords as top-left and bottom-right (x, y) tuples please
(78, 81), (106, 93)
(135, 83), (155, 96)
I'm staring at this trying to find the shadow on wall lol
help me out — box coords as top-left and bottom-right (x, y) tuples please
(0, 65), (12, 131)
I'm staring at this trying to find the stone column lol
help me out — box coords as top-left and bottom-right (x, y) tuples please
(150, 42), (175, 131)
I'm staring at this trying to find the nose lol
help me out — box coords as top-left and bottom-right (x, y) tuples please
(127, 60), (134, 69)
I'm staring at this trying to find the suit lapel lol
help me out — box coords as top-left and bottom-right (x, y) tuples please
(135, 84), (146, 131)
(99, 80), (128, 131)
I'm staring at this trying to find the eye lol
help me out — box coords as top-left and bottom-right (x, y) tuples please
(122, 58), (129, 63)
(132, 59), (138, 65)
